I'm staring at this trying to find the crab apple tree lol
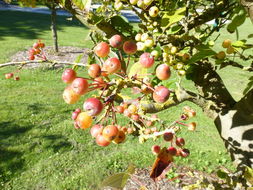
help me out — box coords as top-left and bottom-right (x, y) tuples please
(3, 0), (253, 184)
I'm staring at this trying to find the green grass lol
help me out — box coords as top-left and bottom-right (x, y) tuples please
(1, 10), (252, 190)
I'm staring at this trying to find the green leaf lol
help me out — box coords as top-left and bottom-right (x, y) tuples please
(72, 0), (91, 11)
(216, 169), (229, 179)
(187, 45), (216, 64)
(232, 40), (246, 48)
(227, 9), (246, 33)
(243, 76), (253, 95)
(126, 164), (136, 175)
(161, 7), (186, 30)
(74, 54), (83, 63)
(128, 62), (147, 78)
(100, 172), (130, 190)
(110, 15), (133, 34)
(167, 25), (182, 35)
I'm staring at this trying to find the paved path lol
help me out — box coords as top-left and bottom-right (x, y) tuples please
(0, 4), (140, 22)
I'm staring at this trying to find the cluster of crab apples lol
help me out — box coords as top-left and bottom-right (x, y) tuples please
(4, 72), (20, 81)
(60, 34), (197, 148)
(216, 39), (236, 60)
(28, 40), (46, 61)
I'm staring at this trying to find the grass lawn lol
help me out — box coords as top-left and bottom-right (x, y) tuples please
(0, 10), (252, 190)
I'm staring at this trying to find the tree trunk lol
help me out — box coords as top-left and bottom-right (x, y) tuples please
(215, 88), (253, 168)
(51, 4), (58, 53)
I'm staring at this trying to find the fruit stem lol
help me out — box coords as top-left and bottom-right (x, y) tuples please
(176, 121), (188, 127)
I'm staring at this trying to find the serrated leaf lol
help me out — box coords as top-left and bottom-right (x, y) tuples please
(161, 7), (186, 30)
(128, 62), (147, 78)
(187, 45), (216, 64)
(100, 172), (130, 190)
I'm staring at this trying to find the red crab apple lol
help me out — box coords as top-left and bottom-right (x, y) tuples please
(72, 111), (79, 120)
(14, 76), (20, 81)
(5, 73), (13, 79)
(88, 64), (101, 78)
(176, 137), (185, 147)
(76, 112), (93, 129)
(116, 105), (124, 114)
(33, 42), (40, 49)
(96, 133), (111, 147)
(139, 53), (154, 68)
(163, 132), (173, 141)
(179, 148), (190, 158)
(156, 64), (171, 80)
(94, 42), (110, 58)
(153, 86), (170, 103)
(102, 125), (119, 141)
(151, 145), (161, 155)
(104, 57), (121, 74)
(123, 41), (137, 54)
(167, 147), (177, 156)
(109, 34), (123, 48)
(83, 97), (103, 116)
(62, 69), (76, 84)
(63, 86), (80, 104)
(71, 78), (89, 95)
(90, 124), (103, 138)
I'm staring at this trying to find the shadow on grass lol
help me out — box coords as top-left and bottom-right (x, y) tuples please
(42, 134), (72, 153)
(0, 10), (87, 40)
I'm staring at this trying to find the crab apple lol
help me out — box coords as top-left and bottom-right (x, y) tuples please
(90, 124), (103, 138)
(145, 37), (154, 48)
(72, 111), (79, 120)
(116, 105), (124, 114)
(188, 122), (197, 131)
(128, 104), (137, 114)
(141, 83), (153, 94)
(131, 114), (140, 121)
(75, 108), (81, 113)
(146, 120), (153, 127)
(139, 53), (154, 68)
(130, 0), (138, 5)
(176, 137), (185, 147)
(96, 134), (111, 147)
(113, 131), (126, 144)
(151, 145), (161, 155)
(5, 73), (13, 79)
(141, 33), (149, 42)
(170, 46), (177, 54)
(63, 86), (80, 104)
(94, 42), (110, 58)
(135, 33), (142, 41)
(104, 57), (121, 74)
(102, 125), (119, 141)
(167, 147), (177, 156)
(114, 1), (123, 11)
(149, 6), (159, 17)
(182, 53), (190, 61)
(153, 86), (170, 103)
(137, 0), (144, 8)
(88, 64), (101, 78)
(216, 51), (226, 60)
(127, 127), (134, 134)
(123, 109), (131, 117)
(33, 42), (40, 49)
(109, 34), (123, 48)
(137, 42), (146, 51)
(222, 39), (232, 48)
(156, 64), (171, 80)
(144, 128), (151, 135)
(144, 0), (153, 6)
(61, 68), (76, 84)
(29, 54), (35, 60)
(181, 114), (189, 120)
(178, 69), (186, 76)
(123, 41), (137, 55)
(151, 127), (157, 132)
(83, 97), (103, 116)
(151, 50), (159, 58)
(71, 78), (89, 95)
(14, 76), (20, 81)
(76, 112), (93, 129)
(39, 42), (45, 48)
(179, 148), (190, 158)
(226, 46), (235, 54)
(163, 132), (173, 141)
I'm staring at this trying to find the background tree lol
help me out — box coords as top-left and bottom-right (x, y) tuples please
(6, 0), (253, 172)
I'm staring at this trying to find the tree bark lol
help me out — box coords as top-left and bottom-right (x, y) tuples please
(51, 4), (59, 53)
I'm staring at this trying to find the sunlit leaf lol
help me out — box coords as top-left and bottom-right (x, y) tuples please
(128, 62), (147, 78)
(161, 7), (186, 30)
(100, 172), (131, 190)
